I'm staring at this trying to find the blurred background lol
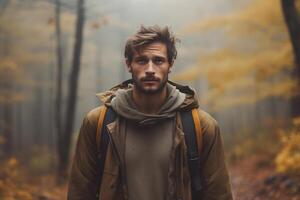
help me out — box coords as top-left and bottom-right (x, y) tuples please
(0, 0), (300, 199)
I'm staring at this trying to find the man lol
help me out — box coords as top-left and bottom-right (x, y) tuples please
(68, 25), (233, 200)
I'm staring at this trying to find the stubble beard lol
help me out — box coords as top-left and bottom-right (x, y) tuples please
(132, 74), (168, 95)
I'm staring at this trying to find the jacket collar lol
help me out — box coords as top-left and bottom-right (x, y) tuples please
(96, 79), (199, 111)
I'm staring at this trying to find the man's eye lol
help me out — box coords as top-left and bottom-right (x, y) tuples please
(154, 58), (164, 64)
(136, 59), (147, 64)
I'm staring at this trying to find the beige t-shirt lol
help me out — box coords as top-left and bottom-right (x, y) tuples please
(125, 119), (174, 200)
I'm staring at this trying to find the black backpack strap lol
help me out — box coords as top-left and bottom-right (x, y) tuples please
(180, 109), (202, 199)
(96, 106), (117, 197)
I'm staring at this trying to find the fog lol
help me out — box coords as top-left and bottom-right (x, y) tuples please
(1, 0), (299, 199)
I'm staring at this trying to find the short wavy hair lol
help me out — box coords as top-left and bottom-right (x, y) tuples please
(124, 25), (179, 64)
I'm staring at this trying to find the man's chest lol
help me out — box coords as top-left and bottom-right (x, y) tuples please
(125, 119), (174, 168)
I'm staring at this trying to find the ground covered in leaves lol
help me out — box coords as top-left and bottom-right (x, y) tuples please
(230, 155), (300, 200)
(1, 156), (300, 200)
(0, 158), (67, 200)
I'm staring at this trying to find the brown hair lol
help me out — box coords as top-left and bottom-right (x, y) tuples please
(124, 25), (179, 64)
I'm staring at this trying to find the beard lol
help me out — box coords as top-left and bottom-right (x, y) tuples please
(132, 73), (168, 94)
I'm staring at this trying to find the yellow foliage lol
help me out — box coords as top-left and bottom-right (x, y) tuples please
(230, 139), (254, 160)
(183, 0), (286, 37)
(7, 158), (18, 168)
(14, 191), (33, 200)
(228, 130), (280, 162)
(275, 118), (300, 175)
(205, 77), (297, 111)
(174, 42), (293, 84)
(0, 158), (19, 199)
(174, 0), (296, 111)
(171, 64), (200, 81)
(292, 117), (300, 127)
(175, 43), (296, 111)
(275, 133), (300, 174)
(297, 0), (300, 12)
(0, 154), (66, 200)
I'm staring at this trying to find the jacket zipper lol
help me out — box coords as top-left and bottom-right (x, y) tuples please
(107, 127), (129, 200)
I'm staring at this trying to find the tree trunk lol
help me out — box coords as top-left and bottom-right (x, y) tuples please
(281, 0), (300, 117)
(15, 102), (22, 151)
(281, 0), (300, 77)
(55, 0), (63, 150)
(2, 102), (13, 157)
(0, 0), (9, 15)
(34, 84), (43, 145)
(57, 0), (85, 179)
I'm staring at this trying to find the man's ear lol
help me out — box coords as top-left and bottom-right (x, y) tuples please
(125, 59), (132, 72)
(169, 60), (174, 73)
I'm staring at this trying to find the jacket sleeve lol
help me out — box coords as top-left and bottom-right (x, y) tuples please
(67, 109), (101, 200)
(198, 110), (233, 200)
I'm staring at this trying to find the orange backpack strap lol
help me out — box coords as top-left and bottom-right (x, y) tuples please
(181, 108), (203, 195)
(95, 106), (117, 197)
(96, 106), (108, 148)
(191, 108), (202, 156)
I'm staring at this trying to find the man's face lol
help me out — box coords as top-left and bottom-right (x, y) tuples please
(126, 42), (173, 94)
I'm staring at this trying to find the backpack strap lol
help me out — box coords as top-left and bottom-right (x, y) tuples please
(96, 106), (203, 198)
(96, 106), (117, 196)
(180, 108), (203, 198)
(96, 106), (108, 148)
(192, 109), (202, 156)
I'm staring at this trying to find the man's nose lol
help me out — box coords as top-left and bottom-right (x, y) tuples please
(145, 61), (155, 75)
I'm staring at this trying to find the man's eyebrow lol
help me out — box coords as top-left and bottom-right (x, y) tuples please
(134, 55), (148, 59)
(153, 55), (166, 59)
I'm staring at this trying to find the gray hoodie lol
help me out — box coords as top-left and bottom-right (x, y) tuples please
(110, 83), (186, 200)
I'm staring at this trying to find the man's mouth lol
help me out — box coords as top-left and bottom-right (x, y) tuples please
(141, 77), (160, 82)
(143, 80), (157, 82)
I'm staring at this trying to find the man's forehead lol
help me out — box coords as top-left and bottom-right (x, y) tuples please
(133, 42), (167, 57)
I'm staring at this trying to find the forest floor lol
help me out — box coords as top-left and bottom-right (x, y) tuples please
(1, 155), (300, 200)
(229, 155), (300, 200)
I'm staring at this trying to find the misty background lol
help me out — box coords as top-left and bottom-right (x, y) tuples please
(1, 0), (300, 199)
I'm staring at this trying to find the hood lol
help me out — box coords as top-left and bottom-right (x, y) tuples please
(96, 79), (199, 125)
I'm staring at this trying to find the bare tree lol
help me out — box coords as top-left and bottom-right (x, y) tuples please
(55, 0), (63, 151)
(0, 0), (9, 14)
(281, 0), (300, 117)
(281, 0), (300, 77)
(2, 102), (13, 156)
(57, 0), (85, 178)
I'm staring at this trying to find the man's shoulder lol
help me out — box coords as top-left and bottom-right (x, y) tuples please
(196, 108), (220, 137)
(197, 108), (218, 127)
(85, 105), (105, 126)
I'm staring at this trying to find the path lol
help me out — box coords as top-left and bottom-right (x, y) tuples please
(229, 156), (300, 200)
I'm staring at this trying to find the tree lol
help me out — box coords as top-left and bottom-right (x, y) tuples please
(281, 0), (300, 77)
(54, 0), (63, 156)
(0, 0), (9, 14)
(174, 0), (296, 112)
(0, 61), (15, 156)
(281, 0), (300, 117)
(57, 0), (85, 178)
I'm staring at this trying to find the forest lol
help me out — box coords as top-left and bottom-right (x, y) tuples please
(0, 0), (300, 199)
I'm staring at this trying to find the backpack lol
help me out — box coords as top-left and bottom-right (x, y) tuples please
(96, 106), (203, 199)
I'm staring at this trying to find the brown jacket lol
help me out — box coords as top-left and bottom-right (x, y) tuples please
(68, 80), (233, 200)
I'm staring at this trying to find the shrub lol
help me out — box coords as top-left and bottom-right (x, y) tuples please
(275, 117), (300, 175)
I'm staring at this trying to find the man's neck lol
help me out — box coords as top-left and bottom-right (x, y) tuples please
(132, 86), (168, 114)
